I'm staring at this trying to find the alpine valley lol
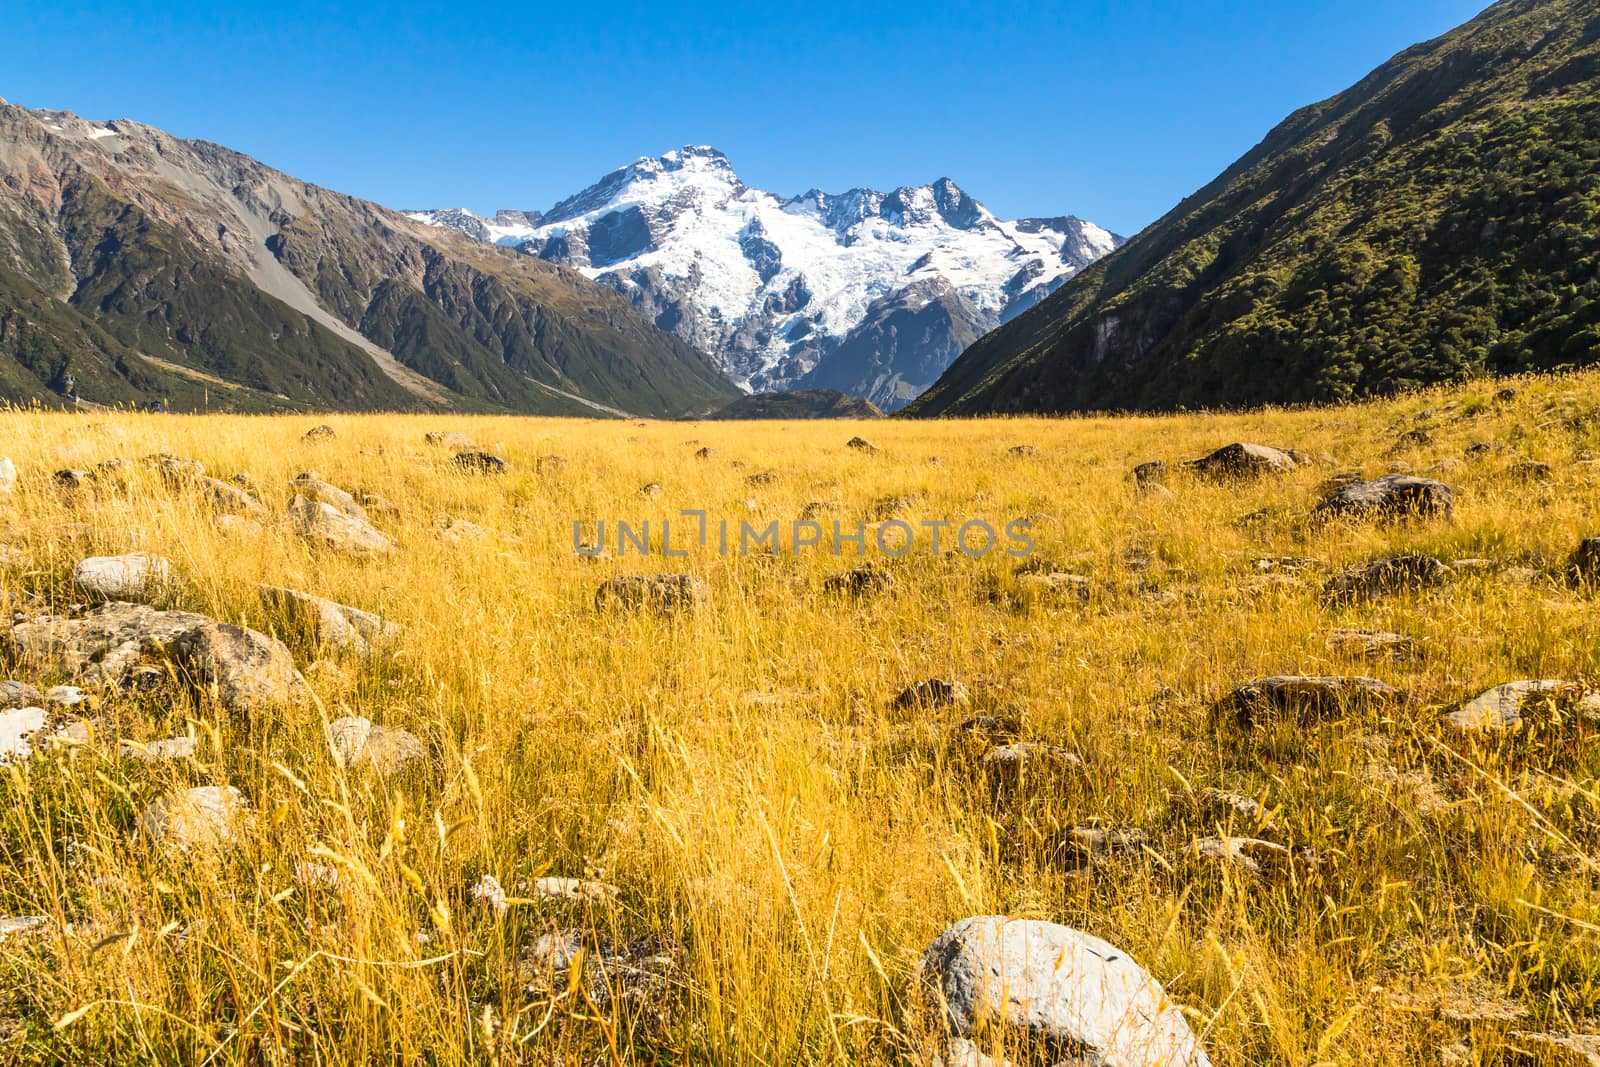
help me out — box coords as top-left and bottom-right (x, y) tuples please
(407, 148), (1120, 411)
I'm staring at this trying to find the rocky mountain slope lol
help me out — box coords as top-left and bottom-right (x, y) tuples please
(909, 0), (1600, 417)
(0, 101), (736, 416)
(707, 388), (883, 420)
(408, 148), (1119, 411)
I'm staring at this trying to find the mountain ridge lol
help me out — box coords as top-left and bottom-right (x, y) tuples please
(908, 0), (1600, 417)
(407, 147), (1120, 410)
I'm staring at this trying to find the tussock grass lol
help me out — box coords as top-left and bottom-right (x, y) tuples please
(0, 373), (1597, 1064)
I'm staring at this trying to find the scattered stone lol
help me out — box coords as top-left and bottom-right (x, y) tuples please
(471, 874), (509, 917)
(452, 451), (507, 474)
(438, 517), (488, 543)
(533, 454), (567, 475)
(1568, 538), (1600, 588)
(139, 785), (248, 851)
(292, 472), (367, 520)
(799, 500), (842, 520)
(1510, 1031), (1600, 1064)
(1445, 680), (1600, 731)
(1059, 825), (1152, 869)
(914, 916), (1212, 1067)
(54, 469), (90, 490)
(144, 454), (205, 479)
(1495, 387), (1520, 402)
(1389, 428), (1432, 452)
(1505, 460), (1553, 483)
(516, 928), (679, 1028)
(260, 586), (398, 656)
(74, 554), (173, 602)
(1324, 555), (1453, 603)
(638, 482), (663, 498)
(327, 716), (427, 774)
(1187, 443), (1296, 480)
(846, 436), (880, 454)
(45, 685), (85, 707)
(893, 678), (971, 711)
(594, 574), (709, 613)
(286, 495), (395, 556)
(303, 424), (336, 440)
(1131, 460), (1168, 489)
(8, 603), (309, 714)
(1017, 572), (1094, 603)
(869, 495), (917, 520)
(1326, 628), (1415, 661)
(1192, 836), (1313, 876)
(0, 706), (48, 761)
(823, 564), (894, 597)
(0, 681), (42, 709)
(1216, 676), (1404, 727)
(1199, 790), (1268, 825)
(0, 458), (14, 495)
(354, 490), (401, 518)
(533, 877), (621, 903)
(214, 514), (265, 537)
(982, 742), (1083, 777)
(1465, 441), (1497, 459)
(693, 446), (717, 459)
(1008, 444), (1040, 458)
(1315, 474), (1454, 522)
(121, 736), (197, 762)
(953, 716), (1022, 744)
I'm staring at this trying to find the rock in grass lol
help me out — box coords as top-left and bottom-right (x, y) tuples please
(426, 431), (475, 449)
(139, 785), (248, 851)
(8, 603), (309, 714)
(1216, 676), (1404, 727)
(45, 685), (85, 707)
(893, 678), (971, 711)
(291, 472), (368, 520)
(1324, 555), (1452, 603)
(286, 495), (394, 556)
(1131, 460), (1168, 489)
(260, 586), (399, 656)
(303, 424), (336, 440)
(532, 877), (621, 903)
(121, 736), (197, 762)
(0, 458), (15, 495)
(1191, 836), (1314, 876)
(534, 454), (567, 474)
(846, 436), (880, 454)
(1187, 443), (1296, 480)
(1008, 444), (1041, 458)
(1326, 628), (1415, 661)
(0, 706), (48, 762)
(823, 564), (894, 597)
(0, 681), (42, 709)
(0, 916), (49, 941)
(1569, 538), (1600, 588)
(1444, 681), (1600, 731)
(1314, 474), (1454, 522)
(74, 553), (173, 602)
(594, 574), (709, 613)
(453, 451), (507, 474)
(1059, 825), (1151, 869)
(982, 742), (1082, 780)
(915, 916), (1211, 1067)
(328, 716), (427, 774)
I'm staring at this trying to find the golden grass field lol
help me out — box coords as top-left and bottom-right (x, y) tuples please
(0, 372), (1598, 1065)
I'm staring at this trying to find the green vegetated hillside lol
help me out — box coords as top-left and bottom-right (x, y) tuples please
(0, 102), (737, 416)
(911, 0), (1600, 417)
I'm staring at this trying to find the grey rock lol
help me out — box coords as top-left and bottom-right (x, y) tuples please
(594, 574), (709, 613)
(1187, 443), (1296, 480)
(1192, 836), (1313, 877)
(286, 495), (395, 556)
(291, 472), (368, 520)
(73, 553), (173, 602)
(1325, 555), (1452, 603)
(303, 424), (336, 440)
(1216, 676), (1404, 726)
(1325, 628), (1415, 661)
(915, 916), (1211, 1067)
(0, 681), (42, 709)
(894, 678), (971, 711)
(260, 586), (399, 656)
(45, 685), (86, 707)
(139, 785), (248, 851)
(0, 706), (48, 761)
(1315, 474), (1454, 522)
(452, 451), (507, 474)
(0, 457), (15, 495)
(122, 736), (198, 762)
(1131, 460), (1167, 488)
(846, 436), (880, 454)
(328, 716), (427, 774)
(1445, 681), (1600, 731)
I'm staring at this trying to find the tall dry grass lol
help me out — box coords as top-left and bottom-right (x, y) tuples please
(0, 373), (1596, 1064)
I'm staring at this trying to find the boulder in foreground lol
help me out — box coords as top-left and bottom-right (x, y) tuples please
(915, 916), (1211, 1066)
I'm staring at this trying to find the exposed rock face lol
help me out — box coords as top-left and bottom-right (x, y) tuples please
(260, 586), (398, 656)
(1216, 676), (1404, 726)
(73, 554), (173, 601)
(7, 602), (309, 713)
(286, 495), (395, 556)
(594, 574), (709, 613)
(1315, 474), (1454, 521)
(915, 916), (1212, 1067)
(1187, 443), (1297, 480)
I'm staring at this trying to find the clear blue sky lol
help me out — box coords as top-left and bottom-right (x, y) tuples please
(8, 0), (1490, 236)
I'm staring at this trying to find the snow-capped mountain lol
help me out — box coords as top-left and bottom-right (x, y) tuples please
(406, 147), (1120, 410)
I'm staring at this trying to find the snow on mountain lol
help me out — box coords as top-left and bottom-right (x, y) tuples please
(408, 147), (1120, 409)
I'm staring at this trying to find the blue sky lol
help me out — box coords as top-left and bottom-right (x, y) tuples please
(9, 0), (1489, 236)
